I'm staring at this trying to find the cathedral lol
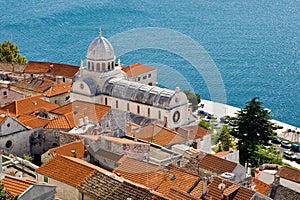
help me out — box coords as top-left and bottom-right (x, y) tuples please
(71, 31), (196, 128)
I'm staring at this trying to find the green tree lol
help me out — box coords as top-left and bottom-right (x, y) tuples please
(230, 97), (275, 166)
(183, 90), (201, 111)
(198, 120), (210, 130)
(254, 145), (283, 166)
(0, 41), (26, 64)
(218, 125), (233, 151)
(0, 184), (8, 200)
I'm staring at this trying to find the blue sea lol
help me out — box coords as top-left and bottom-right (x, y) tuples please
(0, 1), (299, 127)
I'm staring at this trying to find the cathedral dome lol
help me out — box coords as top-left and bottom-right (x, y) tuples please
(86, 35), (115, 61)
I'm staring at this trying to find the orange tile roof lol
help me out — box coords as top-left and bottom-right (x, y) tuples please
(101, 136), (145, 145)
(0, 95), (59, 116)
(276, 166), (300, 183)
(48, 140), (85, 158)
(45, 114), (74, 129)
(11, 77), (54, 93)
(198, 154), (237, 174)
(0, 116), (5, 124)
(154, 165), (200, 196)
(17, 114), (50, 128)
(122, 63), (155, 77)
(36, 155), (101, 187)
(200, 177), (255, 200)
(252, 178), (271, 195)
(43, 81), (71, 97)
(1, 176), (36, 196)
(46, 101), (111, 129)
(113, 157), (163, 189)
(126, 124), (188, 147)
(165, 188), (198, 200)
(176, 125), (210, 140)
(114, 157), (201, 196)
(214, 151), (231, 157)
(25, 61), (79, 77)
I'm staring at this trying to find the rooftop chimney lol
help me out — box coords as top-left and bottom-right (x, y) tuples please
(56, 76), (64, 84)
(84, 116), (89, 125)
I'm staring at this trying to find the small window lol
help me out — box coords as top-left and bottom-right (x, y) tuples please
(137, 77), (141, 81)
(63, 77), (66, 82)
(97, 63), (100, 71)
(127, 103), (130, 111)
(116, 100), (118, 109)
(88, 62), (90, 69)
(158, 111), (161, 119)
(111, 62), (114, 70)
(44, 176), (49, 183)
(3, 91), (7, 96)
(7, 123), (10, 128)
(137, 105), (140, 114)
(148, 108), (150, 117)
(5, 140), (12, 148)
(148, 74), (151, 78)
(92, 63), (94, 71)
(108, 62), (111, 70)
(105, 97), (108, 105)
(143, 76), (147, 80)
(102, 63), (105, 71)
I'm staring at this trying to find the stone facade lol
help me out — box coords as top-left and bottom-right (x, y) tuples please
(0, 116), (33, 156)
(0, 86), (25, 107)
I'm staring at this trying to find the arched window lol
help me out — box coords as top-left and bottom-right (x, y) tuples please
(92, 62), (94, 71)
(97, 63), (100, 71)
(108, 62), (111, 70)
(111, 62), (114, 69)
(102, 63), (105, 71)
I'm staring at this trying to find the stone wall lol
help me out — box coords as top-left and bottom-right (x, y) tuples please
(59, 131), (80, 146)
(0, 62), (26, 73)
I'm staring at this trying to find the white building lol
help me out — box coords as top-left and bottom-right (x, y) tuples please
(71, 31), (196, 129)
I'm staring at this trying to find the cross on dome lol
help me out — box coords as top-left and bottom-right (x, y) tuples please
(99, 28), (103, 37)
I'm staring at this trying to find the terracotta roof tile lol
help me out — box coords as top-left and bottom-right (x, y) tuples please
(101, 136), (145, 145)
(126, 124), (188, 147)
(203, 177), (255, 200)
(43, 81), (71, 97)
(11, 77), (54, 93)
(252, 178), (271, 195)
(50, 100), (110, 122)
(214, 151), (231, 157)
(122, 63), (155, 77)
(276, 166), (300, 183)
(36, 155), (101, 187)
(165, 188), (198, 200)
(0, 116), (5, 124)
(0, 95), (59, 116)
(78, 170), (166, 200)
(48, 140), (85, 158)
(154, 165), (200, 196)
(1, 176), (36, 196)
(17, 114), (50, 128)
(45, 114), (73, 129)
(114, 157), (201, 196)
(25, 61), (79, 77)
(113, 157), (163, 189)
(176, 125), (210, 140)
(198, 154), (237, 174)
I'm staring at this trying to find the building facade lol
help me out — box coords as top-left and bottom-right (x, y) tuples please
(71, 32), (196, 129)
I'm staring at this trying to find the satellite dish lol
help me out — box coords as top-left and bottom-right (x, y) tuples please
(218, 183), (226, 190)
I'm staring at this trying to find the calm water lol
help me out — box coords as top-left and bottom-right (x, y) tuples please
(0, 1), (299, 126)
